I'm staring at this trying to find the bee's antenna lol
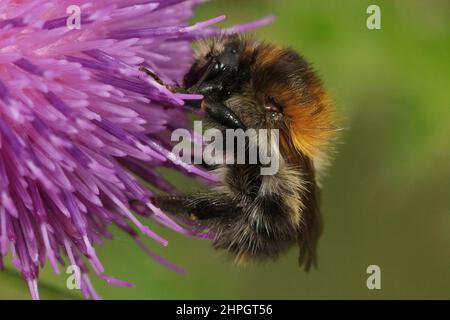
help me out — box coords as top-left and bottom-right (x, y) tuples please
(139, 66), (185, 93)
(189, 58), (216, 94)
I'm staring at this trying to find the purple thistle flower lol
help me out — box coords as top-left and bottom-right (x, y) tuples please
(0, 0), (273, 299)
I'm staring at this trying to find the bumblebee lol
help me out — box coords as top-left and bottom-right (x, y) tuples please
(144, 34), (336, 270)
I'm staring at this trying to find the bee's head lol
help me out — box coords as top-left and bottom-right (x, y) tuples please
(184, 34), (248, 102)
(186, 35), (336, 160)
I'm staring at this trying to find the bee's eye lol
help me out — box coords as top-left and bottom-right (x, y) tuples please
(265, 96), (284, 113)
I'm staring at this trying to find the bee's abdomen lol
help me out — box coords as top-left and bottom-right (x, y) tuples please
(210, 191), (300, 263)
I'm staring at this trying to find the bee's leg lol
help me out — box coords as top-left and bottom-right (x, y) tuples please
(153, 193), (237, 220)
(139, 66), (185, 93)
(203, 100), (247, 130)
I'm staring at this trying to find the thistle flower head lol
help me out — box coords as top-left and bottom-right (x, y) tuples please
(0, 0), (273, 299)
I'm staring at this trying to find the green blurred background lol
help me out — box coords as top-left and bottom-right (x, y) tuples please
(1, 0), (449, 299)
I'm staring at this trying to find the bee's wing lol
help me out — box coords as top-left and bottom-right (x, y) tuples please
(298, 158), (323, 271)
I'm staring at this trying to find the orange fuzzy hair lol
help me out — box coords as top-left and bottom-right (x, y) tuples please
(253, 43), (337, 161)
